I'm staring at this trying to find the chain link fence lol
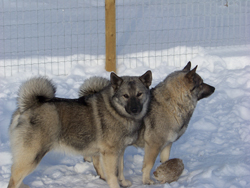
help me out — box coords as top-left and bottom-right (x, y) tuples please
(0, 0), (249, 76)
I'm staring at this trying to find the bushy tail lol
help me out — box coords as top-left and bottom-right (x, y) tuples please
(18, 77), (56, 112)
(78, 76), (110, 97)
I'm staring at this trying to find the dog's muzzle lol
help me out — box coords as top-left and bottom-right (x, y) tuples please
(125, 97), (142, 115)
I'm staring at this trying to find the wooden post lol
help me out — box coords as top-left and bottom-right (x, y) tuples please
(105, 0), (116, 73)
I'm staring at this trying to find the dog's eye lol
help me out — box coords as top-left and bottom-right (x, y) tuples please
(137, 92), (142, 97)
(123, 94), (129, 99)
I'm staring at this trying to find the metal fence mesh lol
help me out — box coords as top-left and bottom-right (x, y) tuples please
(0, 0), (106, 76)
(0, 0), (249, 76)
(116, 0), (250, 68)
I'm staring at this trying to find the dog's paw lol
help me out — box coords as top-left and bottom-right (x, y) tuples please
(19, 182), (30, 188)
(142, 178), (155, 185)
(119, 179), (132, 187)
(83, 156), (92, 162)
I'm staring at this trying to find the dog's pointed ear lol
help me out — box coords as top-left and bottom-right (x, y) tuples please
(110, 72), (123, 91)
(186, 65), (198, 79)
(139, 70), (152, 88)
(183, 61), (191, 71)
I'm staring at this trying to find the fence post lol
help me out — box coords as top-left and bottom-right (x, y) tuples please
(105, 0), (116, 73)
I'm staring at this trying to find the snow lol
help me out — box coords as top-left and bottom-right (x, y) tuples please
(1, 47), (250, 188)
(1, 1), (250, 188)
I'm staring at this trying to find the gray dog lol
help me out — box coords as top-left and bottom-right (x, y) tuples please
(7, 71), (152, 188)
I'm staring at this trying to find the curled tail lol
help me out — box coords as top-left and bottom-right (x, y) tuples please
(18, 77), (56, 112)
(78, 76), (110, 97)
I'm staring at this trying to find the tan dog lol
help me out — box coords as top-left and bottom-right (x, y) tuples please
(135, 62), (215, 184)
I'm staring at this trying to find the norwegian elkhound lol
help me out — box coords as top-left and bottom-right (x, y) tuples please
(136, 62), (215, 184)
(7, 71), (152, 188)
(79, 62), (215, 184)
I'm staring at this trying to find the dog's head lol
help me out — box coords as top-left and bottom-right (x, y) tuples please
(110, 70), (152, 119)
(183, 62), (215, 101)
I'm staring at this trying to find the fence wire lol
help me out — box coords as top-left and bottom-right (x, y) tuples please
(0, 0), (106, 76)
(116, 0), (250, 68)
(0, 0), (249, 76)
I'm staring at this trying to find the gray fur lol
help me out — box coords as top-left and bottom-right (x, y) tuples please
(17, 77), (56, 112)
(7, 71), (152, 188)
(79, 76), (110, 96)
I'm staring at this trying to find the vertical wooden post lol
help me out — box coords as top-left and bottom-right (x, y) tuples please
(105, 0), (116, 73)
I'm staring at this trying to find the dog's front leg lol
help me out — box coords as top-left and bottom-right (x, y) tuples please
(142, 143), (161, 185)
(101, 151), (120, 188)
(92, 155), (105, 180)
(118, 149), (132, 187)
(83, 156), (92, 162)
(160, 143), (172, 163)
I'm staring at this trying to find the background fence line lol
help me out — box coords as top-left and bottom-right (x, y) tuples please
(0, 0), (249, 76)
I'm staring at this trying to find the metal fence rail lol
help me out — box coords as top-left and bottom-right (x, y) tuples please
(0, 0), (249, 76)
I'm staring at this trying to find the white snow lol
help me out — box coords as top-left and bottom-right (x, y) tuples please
(1, 1), (250, 188)
(1, 47), (250, 188)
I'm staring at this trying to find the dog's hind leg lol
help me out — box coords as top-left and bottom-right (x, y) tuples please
(142, 143), (161, 185)
(160, 143), (172, 163)
(8, 155), (39, 188)
(8, 145), (49, 188)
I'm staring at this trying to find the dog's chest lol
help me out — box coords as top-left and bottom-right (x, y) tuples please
(124, 137), (135, 146)
(123, 121), (140, 145)
(177, 124), (188, 138)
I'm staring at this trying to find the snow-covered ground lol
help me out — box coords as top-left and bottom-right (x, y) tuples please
(1, 46), (250, 188)
(1, 0), (250, 188)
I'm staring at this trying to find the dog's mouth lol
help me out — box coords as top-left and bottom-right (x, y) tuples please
(129, 107), (141, 115)
(126, 106), (143, 116)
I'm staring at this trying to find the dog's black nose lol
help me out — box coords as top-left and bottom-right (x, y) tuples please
(131, 108), (138, 113)
(211, 86), (215, 93)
